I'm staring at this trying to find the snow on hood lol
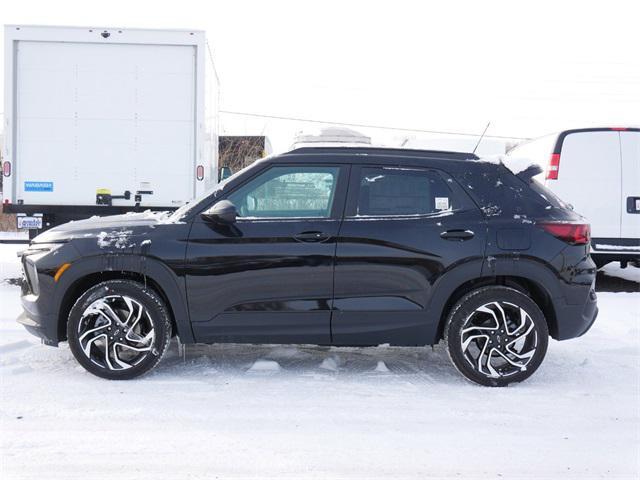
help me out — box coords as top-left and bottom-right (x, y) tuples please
(31, 210), (175, 244)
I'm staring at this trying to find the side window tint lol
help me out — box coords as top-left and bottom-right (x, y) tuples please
(357, 167), (456, 216)
(228, 166), (339, 218)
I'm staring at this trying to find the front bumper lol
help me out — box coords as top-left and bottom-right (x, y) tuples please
(18, 295), (60, 346)
(17, 310), (59, 346)
(16, 242), (80, 347)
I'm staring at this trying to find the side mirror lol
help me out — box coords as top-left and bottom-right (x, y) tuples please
(219, 166), (233, 182)
(201, 200), (238, 224)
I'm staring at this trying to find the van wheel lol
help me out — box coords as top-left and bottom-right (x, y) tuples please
(67, 280), (172, 380)
(444, 286), (549, 387)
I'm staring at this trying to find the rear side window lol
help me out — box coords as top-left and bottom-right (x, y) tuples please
(356, 167), (456, 216)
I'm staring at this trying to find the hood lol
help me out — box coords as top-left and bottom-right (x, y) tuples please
(32, 211), (175, 244)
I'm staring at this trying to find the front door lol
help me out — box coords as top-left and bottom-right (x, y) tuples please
(185, 163), (348, 344)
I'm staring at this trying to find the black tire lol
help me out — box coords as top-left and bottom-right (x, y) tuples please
(67, 280), (172, 380)
(444, 286), (549, 387)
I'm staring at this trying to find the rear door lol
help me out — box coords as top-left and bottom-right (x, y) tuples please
(620, 130), (640, 240)
(332, 164), (486, 346)
(553, 131), (621, 239)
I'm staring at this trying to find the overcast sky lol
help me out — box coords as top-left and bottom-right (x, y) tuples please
(2, 0), (639, 152)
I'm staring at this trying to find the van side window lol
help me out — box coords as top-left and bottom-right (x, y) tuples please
(356, 167), (456, 216)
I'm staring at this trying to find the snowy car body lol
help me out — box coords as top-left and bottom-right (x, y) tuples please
(17, 147), (598, 385)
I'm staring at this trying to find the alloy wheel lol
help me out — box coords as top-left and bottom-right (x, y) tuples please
(460, 301), (538, 378)
(77, 295), (156, 371)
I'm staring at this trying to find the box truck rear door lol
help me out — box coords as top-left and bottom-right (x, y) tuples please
(15, 40), (196, 207)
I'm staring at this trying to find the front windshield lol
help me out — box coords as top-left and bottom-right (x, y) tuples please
(168, 162), (259, 222)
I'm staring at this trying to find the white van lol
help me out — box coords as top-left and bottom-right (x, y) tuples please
(506, 128), (640, 267)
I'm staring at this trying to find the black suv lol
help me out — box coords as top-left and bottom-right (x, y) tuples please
(17, 147), (598, 386)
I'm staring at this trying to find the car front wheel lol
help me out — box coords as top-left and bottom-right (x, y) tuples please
(444, 286), (549, 387)
(67, 280), (172, 380)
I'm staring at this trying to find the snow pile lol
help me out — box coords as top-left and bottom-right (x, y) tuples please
(246, 359), (281, 373)
(374, 360), (390, 373)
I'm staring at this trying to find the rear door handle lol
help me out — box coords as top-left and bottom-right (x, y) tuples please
(294, 231), (330, 243)
(440, 229), (474, 241)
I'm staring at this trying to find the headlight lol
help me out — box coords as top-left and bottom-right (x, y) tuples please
(23, 258), (39, 295)
(19, 243), (67, 296)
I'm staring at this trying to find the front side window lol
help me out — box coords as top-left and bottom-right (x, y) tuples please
(227, 166), (339, 218)
(356, 167), (456, 216)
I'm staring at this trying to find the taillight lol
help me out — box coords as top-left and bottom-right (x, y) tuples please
(2, 161), (10, 177)
(546, 153), (560, 180)
(196, 165), (204, 181)
(538, 222), (590, 245)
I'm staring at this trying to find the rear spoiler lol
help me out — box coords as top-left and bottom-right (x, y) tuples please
(516, 164), (543, 181)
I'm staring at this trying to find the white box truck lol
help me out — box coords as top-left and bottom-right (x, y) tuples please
(505, 127), (640, 268)
(2, 25), (217, 235)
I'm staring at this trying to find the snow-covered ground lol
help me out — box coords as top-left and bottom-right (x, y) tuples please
(0, 243), (638, 479)
(0, 231), (29, 241)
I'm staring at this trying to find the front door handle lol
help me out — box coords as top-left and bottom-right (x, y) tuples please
(440, 229), (474, 241)
(294, 231), (330, 243)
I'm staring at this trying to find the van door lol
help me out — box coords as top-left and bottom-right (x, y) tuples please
(620, 131), (640, 240)
(554, 131), (621, 239)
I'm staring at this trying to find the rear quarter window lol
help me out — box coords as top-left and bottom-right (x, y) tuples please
(453, 163), (555, 219)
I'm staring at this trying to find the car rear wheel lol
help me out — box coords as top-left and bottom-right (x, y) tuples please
(444, 286), (549, 387)
(67, 280), (172, 380)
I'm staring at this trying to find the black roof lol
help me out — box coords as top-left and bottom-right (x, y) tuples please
(286, 146), (479, 161)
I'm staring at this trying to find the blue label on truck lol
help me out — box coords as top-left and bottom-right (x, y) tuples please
(24, 181), (54, 192)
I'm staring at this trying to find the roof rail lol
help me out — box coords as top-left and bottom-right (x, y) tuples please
(287, 146), (479, 160)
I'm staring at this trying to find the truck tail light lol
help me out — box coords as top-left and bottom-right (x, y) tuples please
(196, 165), (204, 181)
(546, 154), (560, 180)
(2, 161), (10, 177)
(538, 222), (590, 245)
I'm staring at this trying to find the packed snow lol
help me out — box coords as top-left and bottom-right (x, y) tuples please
(0, 243), (638, 479)
(476, 154), (542, 177)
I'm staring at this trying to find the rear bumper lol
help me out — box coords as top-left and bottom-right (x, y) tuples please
(553, 288), (598, 340)
(591, 238), (640, 262)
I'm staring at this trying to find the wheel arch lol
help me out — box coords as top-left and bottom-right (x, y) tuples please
(428, 259), (560, 344)
(55, 255), (194, 343)
(435, 275), (558, 342)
